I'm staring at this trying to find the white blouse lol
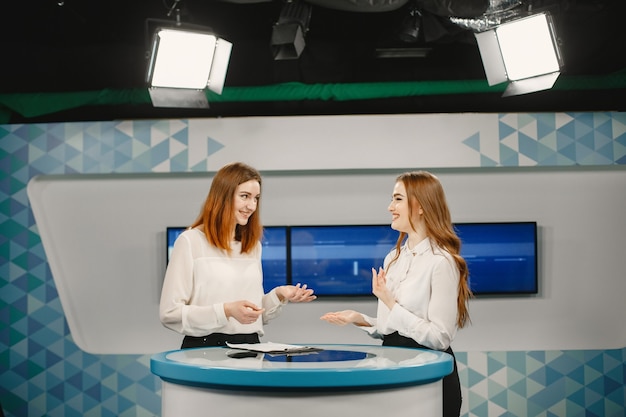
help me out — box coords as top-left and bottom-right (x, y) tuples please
(159, 228), (285, 337)
(362, 237), (460, 351)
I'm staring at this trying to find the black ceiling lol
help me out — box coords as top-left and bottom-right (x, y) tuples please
(1, 0), (625, 123)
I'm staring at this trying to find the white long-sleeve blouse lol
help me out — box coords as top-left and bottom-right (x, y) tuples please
(361, 237), (460, 351)
(159, 228), (285, 337)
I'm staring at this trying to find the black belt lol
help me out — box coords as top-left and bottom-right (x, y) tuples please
(383, 331), (455, 356)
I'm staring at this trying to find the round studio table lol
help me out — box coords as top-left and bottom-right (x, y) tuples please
(151, 343), (454, 417)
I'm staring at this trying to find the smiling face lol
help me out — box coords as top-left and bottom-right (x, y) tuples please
(233, 179), (261, 226)
(388, 180), (424, 236)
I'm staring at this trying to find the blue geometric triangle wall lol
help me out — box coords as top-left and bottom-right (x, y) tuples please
(461, 112), (626, 167)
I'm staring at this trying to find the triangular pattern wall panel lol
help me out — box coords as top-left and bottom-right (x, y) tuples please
(461, 113), (626, 167)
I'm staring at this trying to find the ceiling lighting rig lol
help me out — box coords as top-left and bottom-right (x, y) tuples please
(145, 0), (232, 108)
(474, 10), (563, 96)
(271, 0), (313, 60)
(450, 0), (563, 96)
(370, 0), (563, 96)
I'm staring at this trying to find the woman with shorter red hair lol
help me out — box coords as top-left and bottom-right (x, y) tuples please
(321, 171), (472, 417)
(160, 162), (316, 349)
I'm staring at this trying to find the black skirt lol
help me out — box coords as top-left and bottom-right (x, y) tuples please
(383, 331), (461, 417)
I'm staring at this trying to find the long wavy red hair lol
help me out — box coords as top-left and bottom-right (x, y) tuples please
(388, 171), (472, 328)
(190, 162), (263, 254)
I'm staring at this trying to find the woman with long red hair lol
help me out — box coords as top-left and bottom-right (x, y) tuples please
(160, 162), (316, 349)
(321, 170), (472, 417)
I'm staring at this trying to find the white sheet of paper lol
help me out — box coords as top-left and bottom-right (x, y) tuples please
(226, 342), (319, 353)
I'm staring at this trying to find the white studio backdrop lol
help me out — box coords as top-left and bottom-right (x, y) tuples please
(27, 167), (626, 354)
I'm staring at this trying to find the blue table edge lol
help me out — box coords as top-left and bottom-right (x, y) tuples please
(151, 344), (454, 390)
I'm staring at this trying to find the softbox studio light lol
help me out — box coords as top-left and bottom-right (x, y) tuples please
(146, 27), (232, 108)
(475, 12), (563, 97)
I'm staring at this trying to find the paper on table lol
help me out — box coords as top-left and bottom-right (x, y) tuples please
(226, 342), (323, 354)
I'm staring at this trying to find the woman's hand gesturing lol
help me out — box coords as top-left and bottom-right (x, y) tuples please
(224, 300), (264, 325)
(277, 283), (316, 303)
(372, 267), (395, 310)
(320, 310), (368, 327)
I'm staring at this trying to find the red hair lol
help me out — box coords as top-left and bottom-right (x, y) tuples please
(388, 171), (472, 328)
(190, 162), (263, 254)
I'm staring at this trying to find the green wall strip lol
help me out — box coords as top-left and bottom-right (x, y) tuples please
(0, 70), (625, 123)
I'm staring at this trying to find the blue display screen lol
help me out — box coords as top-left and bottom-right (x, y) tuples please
(167, 222), (538, 297)
(290, 225), (397, 296)
(260, 226), (288, 293)
(166, 227), (186, 264)
(289, 222), (538, 296)
(456, 222), (538, 295)
(166, 226), (288, 293)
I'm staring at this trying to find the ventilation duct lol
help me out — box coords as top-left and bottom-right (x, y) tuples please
(416, 0), (490, 17)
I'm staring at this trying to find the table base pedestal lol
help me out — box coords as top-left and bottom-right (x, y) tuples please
(161, 380), (442, 417)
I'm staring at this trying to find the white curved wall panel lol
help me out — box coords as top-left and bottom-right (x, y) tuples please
(28, 168), (626, 354)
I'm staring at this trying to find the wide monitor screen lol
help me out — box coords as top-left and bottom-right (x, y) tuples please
(167, 221), (538, 297)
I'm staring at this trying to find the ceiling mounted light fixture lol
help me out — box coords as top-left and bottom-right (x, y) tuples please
(146, 27), (232, 108)
(474, 12), (563, 97)
(271, 0), (313, 60)
(145, 0), (232, 108)
(398, 2), (422, 43)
